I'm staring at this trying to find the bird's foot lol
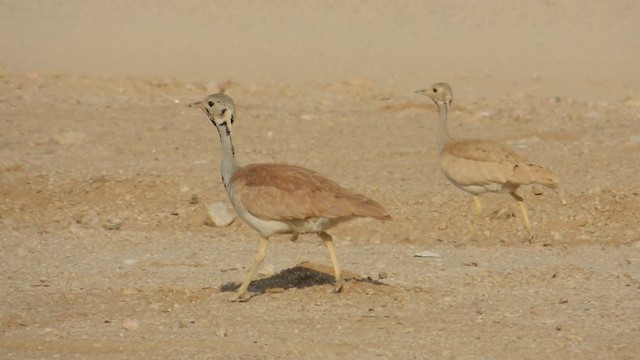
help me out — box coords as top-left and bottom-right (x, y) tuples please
(229, 291), (256, 303)
(332, 279), (346, 294)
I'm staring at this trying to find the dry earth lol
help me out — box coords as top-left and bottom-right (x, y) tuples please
(1, 1), (640, 359)
(1, 71), (639, 359)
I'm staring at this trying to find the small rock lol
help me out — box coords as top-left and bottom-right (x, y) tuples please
(414, 250), (441, 258)
(103, 218), (123, 231)
(52, 132), (86, 145)
(122, 318), (139, 331)
(586, 111), (600, 119)
(205, 202), (235, 227)
(189, 194), (200, 204)
(122, 288), (139, 295)
(216, 327), (227, 337)
(550, 231), (563, 241)
(258, 263), (276, 277)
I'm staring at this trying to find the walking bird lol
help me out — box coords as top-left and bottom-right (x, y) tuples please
(189, 93), (391, 301)
(416, 82), (563, 241)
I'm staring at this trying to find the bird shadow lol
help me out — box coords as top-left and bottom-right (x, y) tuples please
(220, 262), (385, 294)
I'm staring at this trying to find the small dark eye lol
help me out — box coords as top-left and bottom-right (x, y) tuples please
(208, 101), (214, 107)
(433, 88), (438, 93)
(221, 108), (227, 116)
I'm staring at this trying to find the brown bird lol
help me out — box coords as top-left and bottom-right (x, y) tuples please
(416, 82), (563, 241)
(189, 93), (391, 301)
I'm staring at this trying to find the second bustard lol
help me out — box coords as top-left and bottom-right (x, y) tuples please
(189, 93), (391, 301)
(416, 82), (563, 241)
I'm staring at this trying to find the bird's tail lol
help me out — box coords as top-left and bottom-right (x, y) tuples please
(529, 164), (567, 205)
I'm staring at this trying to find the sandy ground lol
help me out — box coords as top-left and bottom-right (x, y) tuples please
(1, 1), (640, 359)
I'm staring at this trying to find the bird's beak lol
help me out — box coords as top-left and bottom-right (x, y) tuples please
(188, 101), (203, 109)
(415, 89), (428, 95)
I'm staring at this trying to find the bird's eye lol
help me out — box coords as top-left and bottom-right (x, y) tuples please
(208, 101), (214, 107)
(221, 108), (227, 116)
(433, 88), (438, 93)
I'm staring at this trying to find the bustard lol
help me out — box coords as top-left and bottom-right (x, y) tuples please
(189, 93), (390, 301)
(416, 82), (563, 241)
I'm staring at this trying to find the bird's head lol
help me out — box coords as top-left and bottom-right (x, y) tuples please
(189, 93), (236, 133)
(415, 82), (453, 107)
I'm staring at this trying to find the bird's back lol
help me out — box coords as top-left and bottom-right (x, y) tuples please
(441, 139), (559, 192)
(231, 163), (391, 222)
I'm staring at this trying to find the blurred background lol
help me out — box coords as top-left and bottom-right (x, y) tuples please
(1, 0), (638, 101)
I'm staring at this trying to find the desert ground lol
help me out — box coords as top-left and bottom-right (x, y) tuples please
(1, 1), (639, 359)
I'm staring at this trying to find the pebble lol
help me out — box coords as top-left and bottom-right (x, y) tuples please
(206, 202), (235, 227)
(550, 231), (563, 241)
(102, 218), (123, 231)
(258, 263), (276, 277)
(216, 327), (228, 337)
(102, 218), (124, 231)
(414, 250), (441, 258)
(52, 132), (86, 145)
(122, 318), (139, 331)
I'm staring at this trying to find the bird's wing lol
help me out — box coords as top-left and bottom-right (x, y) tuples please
(231, 163), (391, 221)
(441, 139), (541, 187)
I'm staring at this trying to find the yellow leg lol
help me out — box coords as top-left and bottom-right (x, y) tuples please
(511, 192), (535, 242)
(465, 195), (482, 240)
(231, 237), (268, 302)
(319, 231), (344, 293)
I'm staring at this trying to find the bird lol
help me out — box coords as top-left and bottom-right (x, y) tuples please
(415, 82), (563, 241)
(189, 93), (391, 301)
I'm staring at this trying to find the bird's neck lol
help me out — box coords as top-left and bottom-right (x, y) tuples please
(437, 102), (451, 152)
(217, 124), (241, 192)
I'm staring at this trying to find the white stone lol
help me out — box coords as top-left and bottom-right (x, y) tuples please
(414, 250), (441, 258)
(122, 318), (139, 331)
(207, 202), (235, 227)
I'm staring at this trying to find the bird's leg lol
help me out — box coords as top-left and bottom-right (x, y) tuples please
(511, 192), (535, 242)
(465, 195), (482, 240)
(231, 237), (268, 302)
(319, 231), (345, 293)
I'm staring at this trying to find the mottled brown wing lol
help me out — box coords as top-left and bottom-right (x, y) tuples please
(441, 139), (549, 187)
(232, 163), (391, 221)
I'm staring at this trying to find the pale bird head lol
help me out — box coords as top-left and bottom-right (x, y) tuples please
(415, 82), (453, 107)
(189, 93), (236, 131)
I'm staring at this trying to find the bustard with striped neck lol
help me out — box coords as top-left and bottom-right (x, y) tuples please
(189, 93), (391, 301)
